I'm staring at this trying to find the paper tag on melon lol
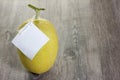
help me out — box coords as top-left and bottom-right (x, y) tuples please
(12, 22), (49, 60)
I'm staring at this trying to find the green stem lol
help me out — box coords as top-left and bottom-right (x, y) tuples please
(28, 4), (45, 19)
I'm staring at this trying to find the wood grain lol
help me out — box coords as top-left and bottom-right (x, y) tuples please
(0, 0), (120, 80)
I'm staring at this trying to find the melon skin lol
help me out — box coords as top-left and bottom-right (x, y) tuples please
(17, 19), (58, 74)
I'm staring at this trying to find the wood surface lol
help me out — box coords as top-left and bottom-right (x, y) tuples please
(0, 0), (120, 80)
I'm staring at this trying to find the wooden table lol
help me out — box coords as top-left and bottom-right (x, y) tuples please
(0, 0), (120, 80)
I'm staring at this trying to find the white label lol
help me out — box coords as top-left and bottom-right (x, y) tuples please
(12, 22), (49, 60)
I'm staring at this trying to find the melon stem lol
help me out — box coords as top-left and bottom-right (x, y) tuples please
(28, 4), (45, 19)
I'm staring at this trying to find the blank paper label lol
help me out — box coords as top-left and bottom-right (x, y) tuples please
(12, 22), (49, 60)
